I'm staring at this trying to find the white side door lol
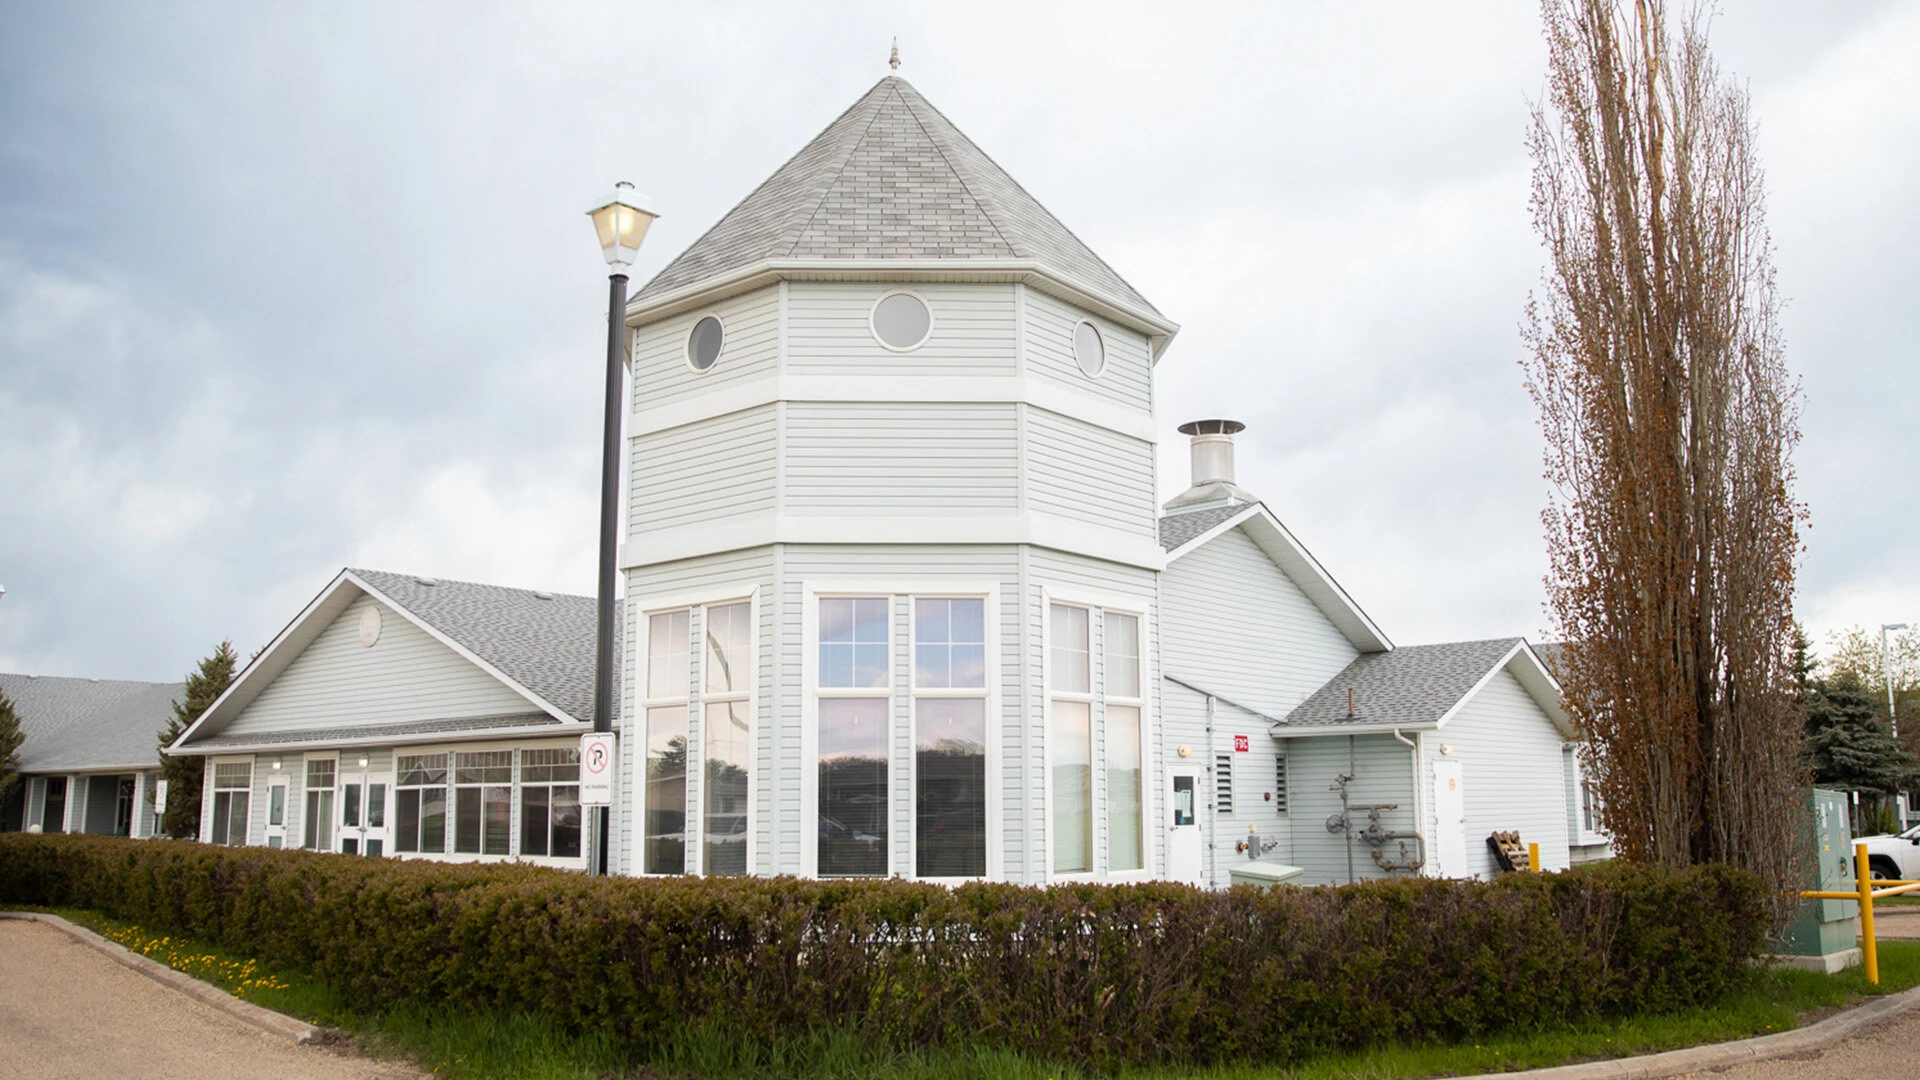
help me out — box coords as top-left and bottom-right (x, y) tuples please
(265, 778), (288, 848)
(1432, 759), (1467, 877)
(1167, 766), (1205, 885)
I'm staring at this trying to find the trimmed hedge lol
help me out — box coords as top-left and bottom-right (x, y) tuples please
(0, 833), (1766, 1069)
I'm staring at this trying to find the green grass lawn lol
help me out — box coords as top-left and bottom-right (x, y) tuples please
(24, 906), (1920, 1080)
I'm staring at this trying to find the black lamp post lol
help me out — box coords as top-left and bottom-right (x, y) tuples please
(585, 181), (657, 877)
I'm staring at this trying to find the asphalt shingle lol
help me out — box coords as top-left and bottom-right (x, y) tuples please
(348, 570), (620, 725)
(1159, 505), (1251, 552)
(634, 76), (1159, 316)
(1279, 639), (1524, 730)
(0, 673), (181, 772)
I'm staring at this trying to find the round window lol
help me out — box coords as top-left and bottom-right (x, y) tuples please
(1073, 320), (1106, 377)
(687, 315), (724, 371)
(871, 292), (932, 351)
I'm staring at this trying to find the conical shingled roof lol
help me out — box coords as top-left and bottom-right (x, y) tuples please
(634, 76), (1159, 316)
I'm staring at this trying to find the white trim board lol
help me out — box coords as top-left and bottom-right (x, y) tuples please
(620, 514), (1166, 573)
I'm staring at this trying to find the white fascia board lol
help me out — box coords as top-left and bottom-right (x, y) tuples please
(620, 513), (1168, 572)
(629, 373), (1158, 443)
(1164, 504), (1392, 654)
(1268, 722), (1440, 740)
(166, 722), (591, 758)
(1431, 641), (1575, 738)
(626, 259), (1180, 354)
(170, 569), (364, 751)
(346, 571), (578, 724)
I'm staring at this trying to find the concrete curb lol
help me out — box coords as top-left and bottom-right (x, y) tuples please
(0, 911), (322, 1046)
(1501, 982), (1920, 1080)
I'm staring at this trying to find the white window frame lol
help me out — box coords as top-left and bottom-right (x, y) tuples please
(208, 757), (253, 847)
(1041, 587), (1154, 884)
(516, 745), (586, 866)
(868, 289), (935, 352)
(801, 579), (1001, 882)
(392, 749), (453, 858)
(630, 585), (760, 878)
(1564, 748), (1610, 847)
(301, 752), (339, 852)
(685, 312), (726, 373)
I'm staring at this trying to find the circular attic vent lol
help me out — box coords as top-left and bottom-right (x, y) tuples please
(1074, 320), (1106, 377)
(870, 291), (932, 351)
(687, 315), (724, 371)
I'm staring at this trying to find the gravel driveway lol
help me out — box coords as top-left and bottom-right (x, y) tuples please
(0, 919), (423, 1080)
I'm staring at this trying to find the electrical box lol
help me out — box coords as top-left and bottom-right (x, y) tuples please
(1776, 788), (1860, 970)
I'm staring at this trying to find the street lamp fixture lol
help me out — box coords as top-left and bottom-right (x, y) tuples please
(1883, 623), (1909, 740)
(585, 181), (658, 878)
(588, 182), (658, 269)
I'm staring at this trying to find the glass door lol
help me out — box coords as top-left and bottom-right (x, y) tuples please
(265, 778), (288, 848)
(339, 766), (390, 857)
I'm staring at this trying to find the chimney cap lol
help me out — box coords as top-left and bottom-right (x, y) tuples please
(1178, 419), (1245, 436)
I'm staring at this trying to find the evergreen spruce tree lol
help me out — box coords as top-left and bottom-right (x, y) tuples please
(1805, 669), (1920, 831)
(0, 687), (24, 798)
(157, 640), (238, 839)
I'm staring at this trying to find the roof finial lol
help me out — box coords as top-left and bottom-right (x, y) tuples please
(889, 37), (900, 72)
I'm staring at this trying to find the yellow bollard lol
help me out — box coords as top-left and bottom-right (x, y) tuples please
(1857, 842), (1878, 985)
(1529, 842), (1541, 873)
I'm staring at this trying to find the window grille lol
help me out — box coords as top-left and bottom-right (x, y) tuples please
(1215, 752), (1233, 814)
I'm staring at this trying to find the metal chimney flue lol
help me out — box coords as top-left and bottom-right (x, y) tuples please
(1180, 418), (1244, 488)
(1165, 419), (1255, 512)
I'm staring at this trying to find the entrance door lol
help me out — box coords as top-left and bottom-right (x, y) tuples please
(1167, 766), (1204, 885)
(265, 778), (288, 848)
(339, 769), (390, 857)
(1432, 759), (1466, 877)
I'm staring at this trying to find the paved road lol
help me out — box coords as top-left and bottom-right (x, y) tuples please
(0, 920), (423, 1080)
(1670, 1000), (1920, 1080)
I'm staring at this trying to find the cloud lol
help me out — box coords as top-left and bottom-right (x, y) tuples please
(0, 1), (1913, 680)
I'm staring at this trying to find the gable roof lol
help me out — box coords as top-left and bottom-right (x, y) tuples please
(347, 569), (608, 723)
(0, 673), (181, 772)
(1273, 638), (1570, 738)
(1161, 502), (1391, 653)
(172, 569), (617, 753)
(633, 75), (1160, 321)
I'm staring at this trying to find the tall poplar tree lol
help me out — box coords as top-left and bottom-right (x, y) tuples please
(157, 640), (238, 839)
(1524, 0), (1806, 906)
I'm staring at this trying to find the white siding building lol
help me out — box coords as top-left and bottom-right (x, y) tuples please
(165, 72), (1599, 884)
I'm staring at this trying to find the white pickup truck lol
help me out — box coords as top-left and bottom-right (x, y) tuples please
(1859, 823), (1920, 881)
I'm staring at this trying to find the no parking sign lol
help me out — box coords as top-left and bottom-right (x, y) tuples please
(580, 733), (616, 806)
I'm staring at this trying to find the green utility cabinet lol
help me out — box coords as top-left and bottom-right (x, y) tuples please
(1777, 788), (1860, 972)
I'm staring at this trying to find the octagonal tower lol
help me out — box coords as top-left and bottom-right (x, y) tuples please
(617, 74), (1177, 886)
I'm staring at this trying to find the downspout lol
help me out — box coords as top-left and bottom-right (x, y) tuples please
(1389, 729), (1429, 874)
(1206, 693), (1218, 888)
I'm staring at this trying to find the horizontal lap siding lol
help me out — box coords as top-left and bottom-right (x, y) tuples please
(1022, 289), (1152, 413)
(1436, 669), (1571, 878)
(1159, 527), (1359, 717)
(784, 403), (1018, 514)
(786, 282), (1016, 376)
(1025, 408), (1156, 537)
(224, 595), (532, 736)
(629, 404), (778, 532)
(1286, 733), (1417, 886)
(631, 286), (779, 410)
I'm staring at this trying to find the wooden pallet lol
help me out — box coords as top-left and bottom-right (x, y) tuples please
(1487, 830), (1530, 872)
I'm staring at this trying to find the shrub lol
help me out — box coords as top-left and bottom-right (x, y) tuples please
(0, 834), (1766, 1069)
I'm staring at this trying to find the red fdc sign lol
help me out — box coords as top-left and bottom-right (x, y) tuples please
(1233, 734), (1250, 752)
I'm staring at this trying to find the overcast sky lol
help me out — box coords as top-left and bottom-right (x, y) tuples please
(1, 2), (1915, 682)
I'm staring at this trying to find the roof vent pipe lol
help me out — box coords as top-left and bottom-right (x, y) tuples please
(1164, 419), (1257, 513)
(1180, 419), (1244, 488)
